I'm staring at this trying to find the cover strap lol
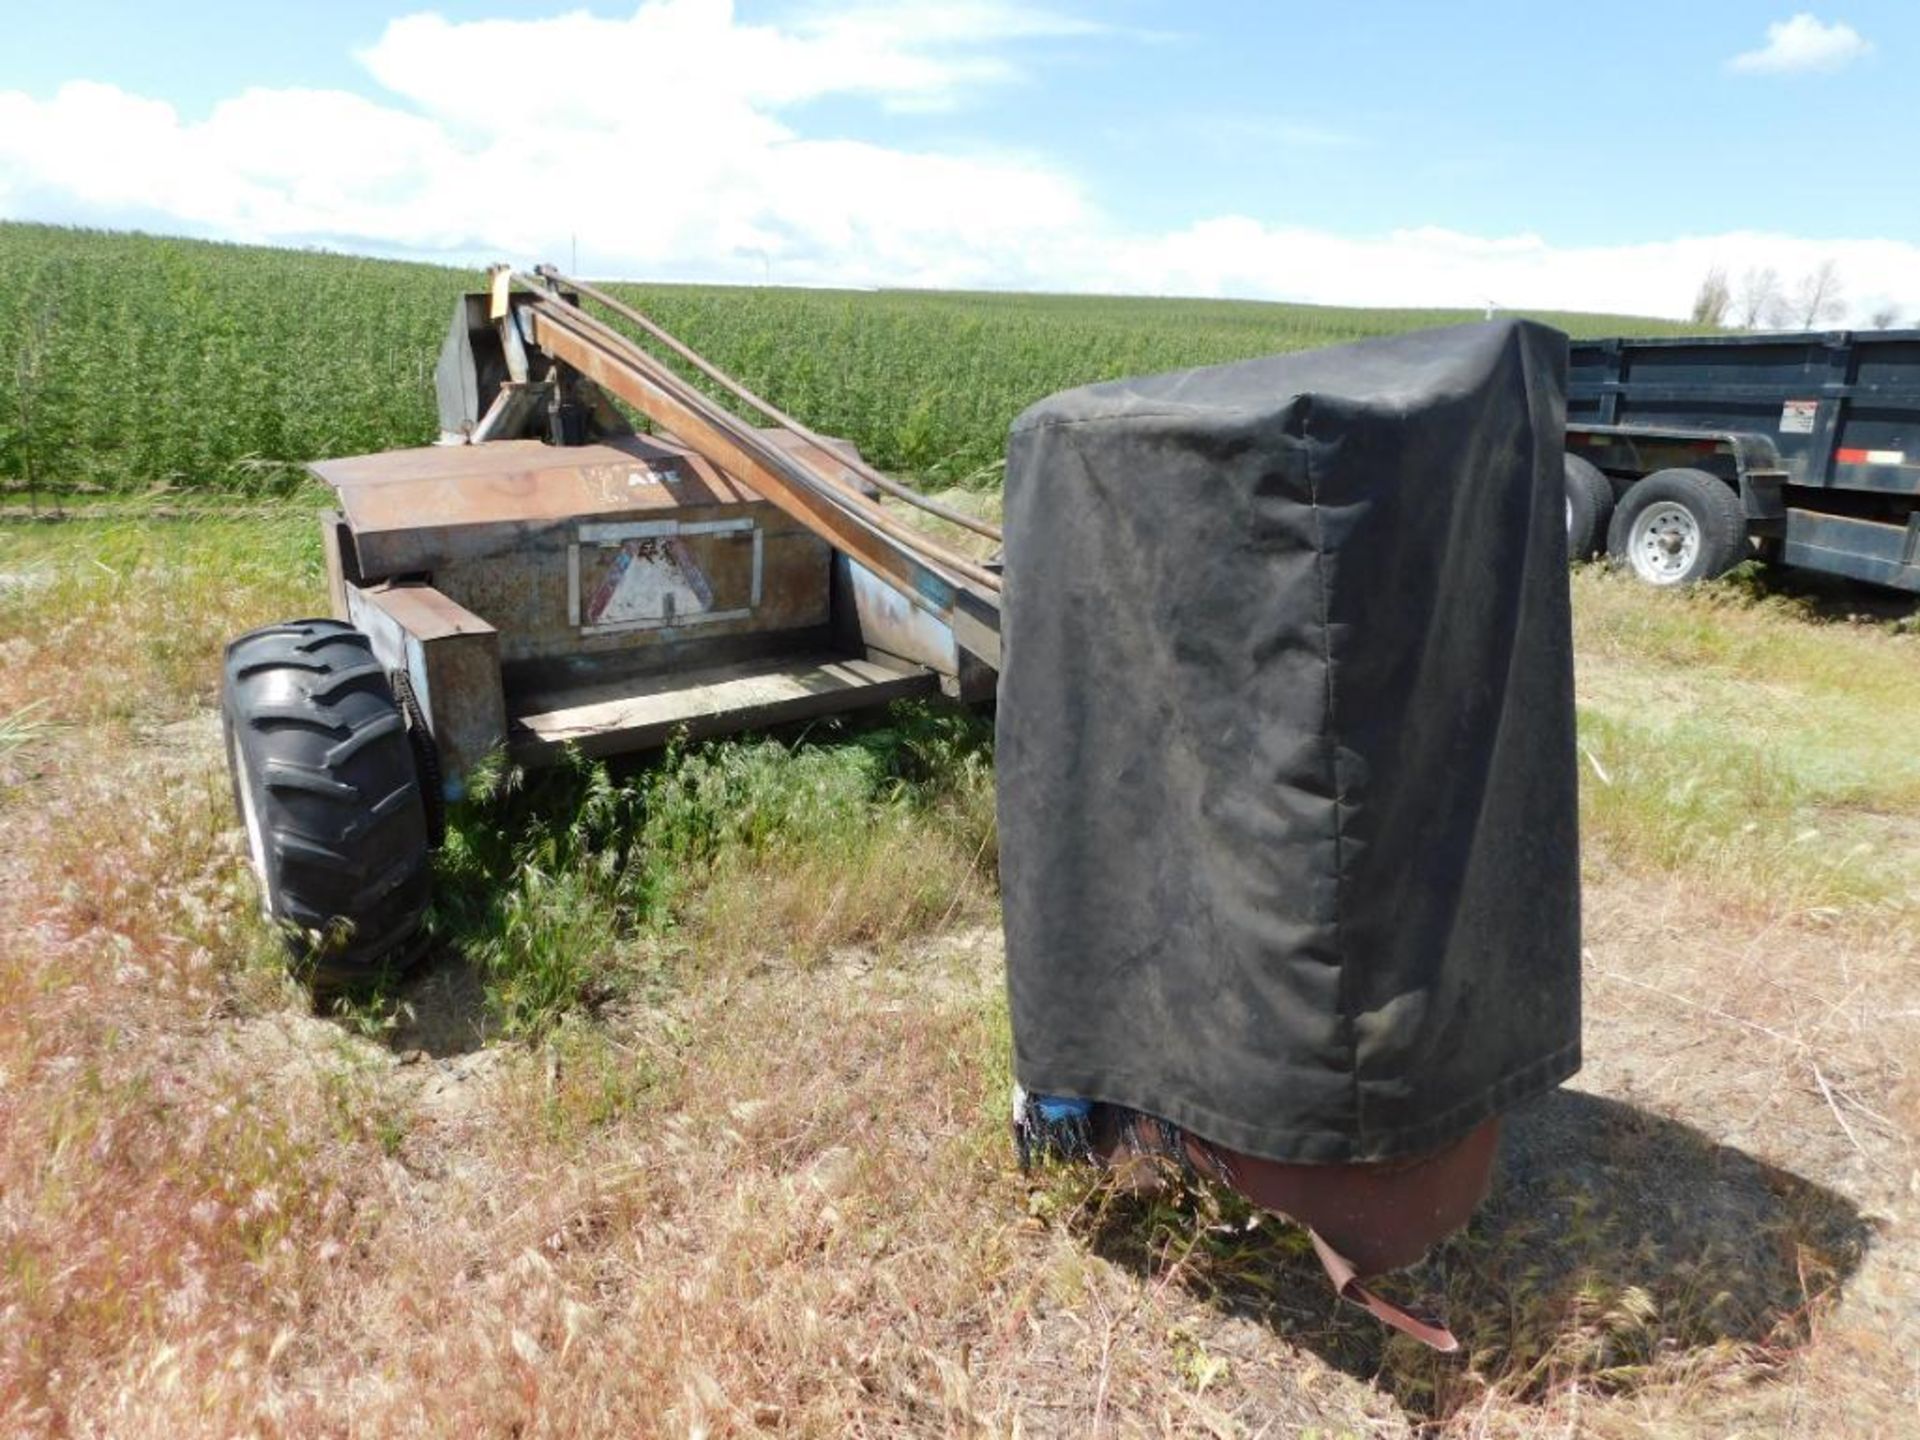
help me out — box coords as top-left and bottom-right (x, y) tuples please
(1308, 1229), (1459, 1353)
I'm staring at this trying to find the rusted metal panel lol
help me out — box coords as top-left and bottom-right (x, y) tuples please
(508, 652), (935, 763)
(758, 428), (869, 493)
(345, 582), (508, 799)
(312, 429), (864, 583)
(312, 437), (687, 497)
(427, 503), (831, 668)
(315, 436), (746, 577)
(573, 516), (760, 634)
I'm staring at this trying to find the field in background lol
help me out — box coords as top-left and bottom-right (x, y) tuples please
(0, 228), (1910, 1434)
(1, 509), (1915, 1437)
(0, 223), (1708, 497)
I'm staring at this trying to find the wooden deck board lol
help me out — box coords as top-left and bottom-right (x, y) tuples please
(508, 652), (935, 760)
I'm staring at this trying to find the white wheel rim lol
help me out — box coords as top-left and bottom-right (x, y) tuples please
(1565, 495), (1574, 539)
(1627, 501), (1700, 585)
(233, 739), (276, 918)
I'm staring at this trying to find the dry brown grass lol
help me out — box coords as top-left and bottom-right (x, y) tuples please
(2, 520), (1917, 1436)
(0, 511), (321, 734)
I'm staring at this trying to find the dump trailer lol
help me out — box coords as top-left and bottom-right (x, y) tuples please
(222, 267), (1001, 990)
(1564, 328), (1920, 590)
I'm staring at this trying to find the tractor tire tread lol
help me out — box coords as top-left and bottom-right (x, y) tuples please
(221, 619), (431, 992)
(262, 760), (362, 802)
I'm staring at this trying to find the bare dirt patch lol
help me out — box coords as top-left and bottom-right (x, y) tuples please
(3, 529), (1916, 1434)
(7, 742), (1909, 1436)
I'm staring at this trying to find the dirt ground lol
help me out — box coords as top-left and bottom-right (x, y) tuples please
(3, 738), (1912, 1435)
(2, 544), (1917, 1435)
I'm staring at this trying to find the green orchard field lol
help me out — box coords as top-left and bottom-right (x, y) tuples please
(0, 221), (1704, 498)
(2, 223), (1915, 1436)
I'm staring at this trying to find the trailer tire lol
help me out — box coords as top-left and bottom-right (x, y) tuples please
(1607, 468), (1747, 587)
(221, 619), (432, 995)
(1563, 454), (1614, 562)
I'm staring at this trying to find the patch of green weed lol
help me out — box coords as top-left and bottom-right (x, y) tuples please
(430, 702), (995, 1037)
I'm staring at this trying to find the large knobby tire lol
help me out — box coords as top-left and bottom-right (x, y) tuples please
(1607, 468), (1747, 587)
(222, 619), (432, 993)
(1563, 453), (1615, 562)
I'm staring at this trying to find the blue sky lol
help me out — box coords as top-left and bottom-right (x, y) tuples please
(2, 2), (1915, 317)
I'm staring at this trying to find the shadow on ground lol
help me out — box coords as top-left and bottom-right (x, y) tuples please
(388, 946), (492, 1057)
(1080, 1087), (1872, 1424)
(310, 945), (493, 1058)
(1739, 561), (1920, 625)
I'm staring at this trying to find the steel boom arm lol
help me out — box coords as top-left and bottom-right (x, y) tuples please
(510, 274), (1001, 669)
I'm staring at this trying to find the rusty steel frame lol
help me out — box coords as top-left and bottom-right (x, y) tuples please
(517, 291), (1002, 667)
(519, 289), (997, 585)
(532, 266), (1004, 545)
(301, 264), (1010, 788)
(508, 273), (1002, 592)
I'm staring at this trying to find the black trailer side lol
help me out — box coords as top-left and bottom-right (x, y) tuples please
(1566, 330), (1920, 590)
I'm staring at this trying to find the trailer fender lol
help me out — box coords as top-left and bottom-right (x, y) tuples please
(345, 582), (507, 802)
(1567, 424), (1787, 523)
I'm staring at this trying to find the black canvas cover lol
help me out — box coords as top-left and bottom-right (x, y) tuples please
(998, 319), (1580, 1165)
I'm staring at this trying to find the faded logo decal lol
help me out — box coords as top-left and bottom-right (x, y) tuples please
(586, 537), (716, 625)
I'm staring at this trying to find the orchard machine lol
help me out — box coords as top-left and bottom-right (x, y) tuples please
(224, 299), (1581, 1345)
(222, 268), (1002, 990)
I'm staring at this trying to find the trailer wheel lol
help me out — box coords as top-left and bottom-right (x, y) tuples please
(222, 619), (432, 995)
(1563, 454), (1614, 562)
(1607, 468), (1747, 587)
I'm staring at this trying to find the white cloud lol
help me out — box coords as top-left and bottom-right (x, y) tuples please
(355, 0), (1101, 121)
(0, 0), (1101, 273)
(1, 0), (1916, 324)
(1094, 221), (1920, 325)
(1729, 13), (1871, 74)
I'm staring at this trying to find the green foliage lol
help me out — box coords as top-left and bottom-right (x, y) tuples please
(0, 225), (457, 497)
(1569, 568), (1920, 908)
(429, 702), (994, 1037)
(599, 282), (1706, 488)
(0, 221), (1708, 496)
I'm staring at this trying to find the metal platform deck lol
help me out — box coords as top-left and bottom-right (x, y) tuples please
(507, 651), (935, 760)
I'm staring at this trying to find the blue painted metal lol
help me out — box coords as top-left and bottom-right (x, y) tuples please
(1780, 510), (1920, 592)
(1569, 329), (1920, 589)
(839, 556), (961, 677)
